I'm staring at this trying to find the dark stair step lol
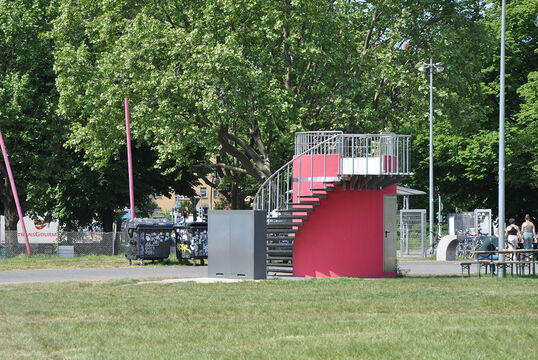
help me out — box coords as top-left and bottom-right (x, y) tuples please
(267, 262), (293, 267)
(266, 228), (299, 234)
(310, 187), (335, 192)
(287, 201), (320, 206)
(266, 235), (294, 241)
(278, 207), (314, 213)
(267, 268), (294, 275)
(270, 214), (308, 220)
(266, 240), (293, 245)
(298, 193), (328, 199)
(267, 249), (293, 257)
(267, 248), (293, 253)
(266, 238), (294, 242)
(324, 179), (342, 184)
(267, 222), (303, 228)
(267, 256), (293, 261)
(266, 244), (293, 252)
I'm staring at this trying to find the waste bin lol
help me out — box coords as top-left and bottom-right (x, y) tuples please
(175, 222), (208, 265)
(124, 219), (173, 265)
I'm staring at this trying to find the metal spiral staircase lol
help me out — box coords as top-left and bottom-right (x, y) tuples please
(254, 131), (412, 277)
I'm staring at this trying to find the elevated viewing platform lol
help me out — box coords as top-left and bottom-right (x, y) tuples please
(254, 130), (412, 277)
(295, 130), (411, 174)
(255, 130), (412, 214)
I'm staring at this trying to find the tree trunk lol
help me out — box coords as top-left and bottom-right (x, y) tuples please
(1, 179), (19, 230)
(101, 208), (114, 232)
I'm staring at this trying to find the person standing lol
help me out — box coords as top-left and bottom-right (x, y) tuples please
(505, 218), (521, 259)
(521, 214), (535, 260)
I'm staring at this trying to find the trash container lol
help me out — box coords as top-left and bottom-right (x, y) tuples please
(124, 219), (173, 265)
(175, 222), (208, 265)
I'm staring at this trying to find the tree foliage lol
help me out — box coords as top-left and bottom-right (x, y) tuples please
(0, 0), (198, 230)
(1, 0), (535, 227)
(52, 0), (500, 209)
(0, 0), (59, 229)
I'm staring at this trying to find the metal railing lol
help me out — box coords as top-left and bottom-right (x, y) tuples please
(254, 132), (412, 215)
(295, 131), (343, 154)
(340, 133), (411, 176)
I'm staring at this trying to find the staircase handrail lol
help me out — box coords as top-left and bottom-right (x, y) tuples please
(254, 133), (343, 212)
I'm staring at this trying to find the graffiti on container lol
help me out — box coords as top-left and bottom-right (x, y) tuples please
(178, 228), (208, 258)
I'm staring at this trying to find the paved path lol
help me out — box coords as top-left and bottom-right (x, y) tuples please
(398, 260), (468, 276)
(0, 261), (470, 284)
(0, 266), (208, 284)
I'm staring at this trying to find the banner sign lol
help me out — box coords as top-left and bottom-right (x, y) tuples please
(17, 217), (58, 244)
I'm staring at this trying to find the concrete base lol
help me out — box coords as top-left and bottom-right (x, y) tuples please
(436, 235), (459, 261)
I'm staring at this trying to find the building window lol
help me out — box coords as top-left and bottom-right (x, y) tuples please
(200, 187), (207, 198)
(213, 189), (218, 199)
(153, 194), (162, 199)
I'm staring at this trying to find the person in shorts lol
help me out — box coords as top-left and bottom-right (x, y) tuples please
(505, 218), (521, 260)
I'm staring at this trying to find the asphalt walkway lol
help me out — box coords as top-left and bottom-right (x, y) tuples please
(0, 260), (470, 284)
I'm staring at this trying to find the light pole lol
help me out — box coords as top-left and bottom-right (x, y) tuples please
(419, 59), (444, 253)
(498, 0), (506, 278)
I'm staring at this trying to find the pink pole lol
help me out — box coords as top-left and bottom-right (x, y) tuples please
(0, 129), (31, 255)
(125, 98), (135, 219)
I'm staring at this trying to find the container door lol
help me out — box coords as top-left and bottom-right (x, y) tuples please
(383, 195), (397, 272)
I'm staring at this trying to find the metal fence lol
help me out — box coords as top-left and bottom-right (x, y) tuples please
(399, 209), (426, 257)
(1, 231), (123, 258)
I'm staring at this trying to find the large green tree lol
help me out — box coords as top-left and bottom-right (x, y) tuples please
(428, 0), (538, 218)
(0, 0), (59, 229)
(51, 0), (483, 208)
(0, 0), (197, 232)
(51, 0), (536, 218)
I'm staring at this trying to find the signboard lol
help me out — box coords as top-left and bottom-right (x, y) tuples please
(17, 217), (58, 244)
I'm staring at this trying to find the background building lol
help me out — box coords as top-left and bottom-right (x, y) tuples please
(153, 182), (220, 220)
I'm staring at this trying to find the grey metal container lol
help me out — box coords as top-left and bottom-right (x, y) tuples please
(208, 210), (267, 279)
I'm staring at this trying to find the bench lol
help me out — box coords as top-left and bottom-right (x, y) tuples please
(495, 261), (533, 276)
(460, 260), (497, 278)
(477, 260), (497, 278)
(459, 261), (476, 278)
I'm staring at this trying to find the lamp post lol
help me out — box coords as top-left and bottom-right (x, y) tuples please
(419, 58), (444, 253)
(498, 0), (506, 278)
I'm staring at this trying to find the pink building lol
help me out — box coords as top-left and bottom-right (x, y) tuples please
(254, 131), (412, 278)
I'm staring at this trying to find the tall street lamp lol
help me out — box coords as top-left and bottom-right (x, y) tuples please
(498, 0), (506, 277)
(418, 58), (444, 253)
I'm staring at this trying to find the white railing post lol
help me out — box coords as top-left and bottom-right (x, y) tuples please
(351, 136), (355, 175)
(298, 157), (301, 202)
(364, 136), (367, 175)
(276, 174), (280, 210)
(286, 165), (290, 209)
(310, 148), (313, 195)
(379, 136), (383, 175)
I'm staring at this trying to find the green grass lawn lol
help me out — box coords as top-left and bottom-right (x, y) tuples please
(0, 251), (203, 271)
(0, 277), (536, 359)
(0, 254), (129, 270)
